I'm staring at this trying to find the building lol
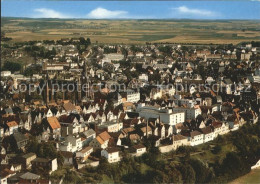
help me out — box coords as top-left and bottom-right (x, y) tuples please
(131, 144), (146, 156)
(127, 90), (140, 103)
(172, 106), (201, 120)
(1, 71), (11, 77)
(201, 126), (215, 143)
(251, 159), (260, 169)
(83, 129), (96, 146)
(101, 147), (120, 163)
(21, 153), (37, 169)
(31, 158), (58, 174)
(90, 131), (111, 149)
(98, 121), (123, 133)
(12, 132), (29, 151)
(189, 130), (204, 146)
(76, 146), (93, 162)
(5, 121), (19, 135)
(172, 134), (190, 150)
(46, 117), (61, 139)
(137, 105), (185, 125)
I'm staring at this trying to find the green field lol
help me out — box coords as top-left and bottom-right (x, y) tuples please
(2, 17), (260, 44)
(229, 169), (260, 184)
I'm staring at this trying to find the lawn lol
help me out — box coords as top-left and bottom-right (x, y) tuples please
(229, 169), (260, 184)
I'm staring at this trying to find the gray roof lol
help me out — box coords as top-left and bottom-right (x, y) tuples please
(22, 152), (36, 159)
(224, 78), (232, 84)
(5, 108), (13, 114)
(13, 132), (28, 143)
(20, 172), (40, 180)
(84, 129), (96, 137)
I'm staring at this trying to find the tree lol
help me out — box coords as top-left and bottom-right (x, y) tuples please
(179, 164), (196, 184)
(189, 159), (212, 183)
(3, 61), (21, 73)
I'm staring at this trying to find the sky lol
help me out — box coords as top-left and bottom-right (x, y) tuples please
(2, 1), (260, 20)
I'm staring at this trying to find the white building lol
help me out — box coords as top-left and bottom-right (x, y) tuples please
(139, 74), (149, 81)
(1, 71), (11, 77)
(101, 147), (120, 163)
(251, 159), (260, 169)
(137, 105), (185, 125)
(127, 90), (140, 103)
(76, 146), (93, 162)
(172, 106), (201, 120)
(189, 130), (204, 146)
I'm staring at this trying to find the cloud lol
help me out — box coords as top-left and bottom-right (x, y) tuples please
(33, 8), (70, 18)
(173, 6), (216, 17)
(87, 7), (128, 19)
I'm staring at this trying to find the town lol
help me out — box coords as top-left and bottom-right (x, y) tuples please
(1, 34), (260, 183)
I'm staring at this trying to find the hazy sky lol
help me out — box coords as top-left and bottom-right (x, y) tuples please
(2, 1), (260, 20)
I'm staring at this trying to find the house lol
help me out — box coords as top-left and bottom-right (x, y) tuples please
(63, 102), (77, 113)
(59, 115), (81, 136)
(21, 152), (37, 169)
(5, 121), (19, 135)
(90, 131), (111, 149)
(0, 146), (6, 155)
(0, 155), (9, 165)
(131, 144), (146, 156)
(173, 123), (188, 134)
(138, 125), (152, 137)
(31, 158), (58, 174)
(83, 129), (96, 146)
(61, 151), (74, 166)
(76, 146), (93, 162)
(201, 126), (215, 143)
(126, 90), (140, 103)
(212, 121), (230, 136)
(98, 121), (123, 133)
(64, 135), (83, 152)
(172, 106), (201, 120)
(189, 130), (204, 146)
(11, 132), (29, 151)
(0, 168), (15, 184)
(46, 117), (61, 139)
(19, 172), (40, 182)
(16, 172), (50, 184)
(101, 147), (120, 163)
(172, 134), (190, 150)
(137, 105), (185, 125)
(251, 159), (260, 169)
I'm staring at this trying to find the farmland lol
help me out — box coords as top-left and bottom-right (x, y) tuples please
(2, 17), (260, 44)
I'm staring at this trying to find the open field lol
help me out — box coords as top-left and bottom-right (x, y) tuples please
(229, 169), (260, 184)
(2, 17), (260, 44)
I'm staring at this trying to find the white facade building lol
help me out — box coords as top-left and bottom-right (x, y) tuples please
(101, 148), (120, 163)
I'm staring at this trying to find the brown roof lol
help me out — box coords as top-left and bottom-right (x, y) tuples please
(99, 131), (111, 142)
(201, 126), (213, 135)
(129, 134), (140, 140)
(133, 144), (145, 149)
(140, 126), (152, 133)
(96, 136), (104, 145)
(212, 121), (222, 128)
(47, 117), (61, 129)
(61, 151), (73, 158)
(63, 102), (76, 112)
(173, 134), (187, 141)
(190, 130), (202, 137)
(105, 147), (119, 153)
(6, 121), (18, 127)
(80, 146), (93, 154)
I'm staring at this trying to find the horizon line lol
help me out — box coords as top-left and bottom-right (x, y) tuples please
(2, 16), (260, 21)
